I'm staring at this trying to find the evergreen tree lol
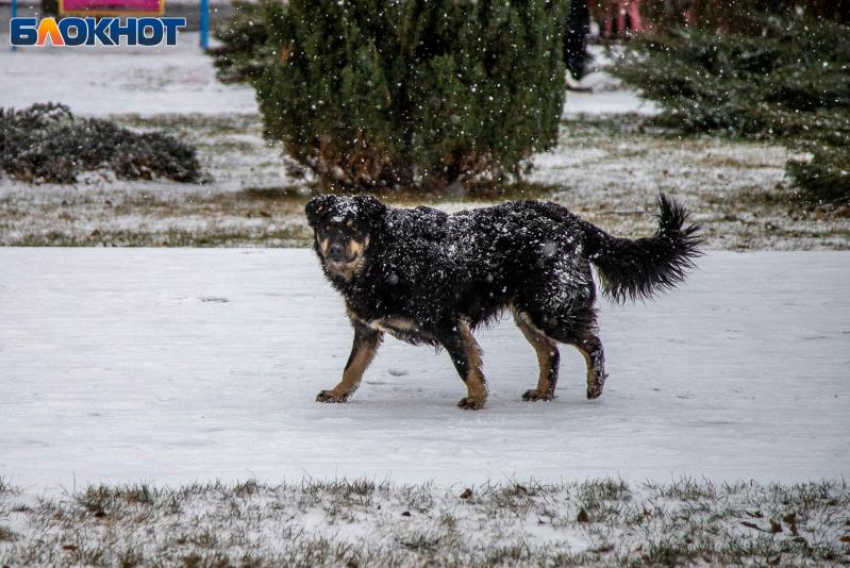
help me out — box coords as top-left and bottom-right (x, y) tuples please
(230, 0), (567, 191)
(612, 15), (850, 203)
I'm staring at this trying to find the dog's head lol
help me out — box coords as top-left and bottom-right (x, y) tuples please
(305, 195), (386, 280)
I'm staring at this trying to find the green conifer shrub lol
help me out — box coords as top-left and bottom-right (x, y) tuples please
(210, 1), (272, 85)
(217, 0), (568, 191)
(611, 16), (850, 203)
(788, 146), (850, 203)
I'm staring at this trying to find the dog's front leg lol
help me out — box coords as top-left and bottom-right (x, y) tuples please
(316, 321), (383, 403)
(440, 320), (488, 410)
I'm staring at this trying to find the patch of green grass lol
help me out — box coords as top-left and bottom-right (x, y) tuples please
(647, 477), (719, 501)
(5, 226), (310, 248)
(114, 113), (261, 136)
(235, 186), (309, 202)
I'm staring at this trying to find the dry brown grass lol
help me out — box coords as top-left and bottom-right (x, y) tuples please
(1, 113), (847, 249)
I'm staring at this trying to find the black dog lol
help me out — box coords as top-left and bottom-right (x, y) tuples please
(306, 195), (700, 410)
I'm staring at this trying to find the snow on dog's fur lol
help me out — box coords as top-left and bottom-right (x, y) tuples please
(306, 195), (701, 410)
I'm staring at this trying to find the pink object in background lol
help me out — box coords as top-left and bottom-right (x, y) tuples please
(60, 0), (164, 16)
(594, 0), (645, 38)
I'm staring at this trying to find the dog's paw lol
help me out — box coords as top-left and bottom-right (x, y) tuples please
(316, 390), (349, 403)
(586, 382), (604, 400)
(522, 389), (554, 402)
(457, 397), (486, 410)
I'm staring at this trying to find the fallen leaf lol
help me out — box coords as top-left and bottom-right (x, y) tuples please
(62, 544), (78, 551)
(459, 488), (473, 500)
(577, 509), (590, 523)
(769, 520), (783, 534)
(401, 511), (411, 517)
(839, 535), (850, 543)
(741, 521), (764, 531)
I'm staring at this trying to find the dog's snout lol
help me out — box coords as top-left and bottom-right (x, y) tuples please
(328, 242), (346, 261)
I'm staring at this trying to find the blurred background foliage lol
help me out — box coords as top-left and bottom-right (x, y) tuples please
(610, 6), (849, 203)
(212, 0), (567, 193)
(210, 0), (848, 202)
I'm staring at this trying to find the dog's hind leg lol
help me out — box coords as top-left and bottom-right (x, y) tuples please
(515, 271), (608, 400)
(439, 320), (488, 410)
(571, 330), (607, 400)
(316, 320), (382, 403)
(513, 308), (561, 401)
(540, 319), (607, 400)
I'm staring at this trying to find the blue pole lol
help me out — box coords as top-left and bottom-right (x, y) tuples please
(199, 0), (209, 50)
(10, 0), (17, 51)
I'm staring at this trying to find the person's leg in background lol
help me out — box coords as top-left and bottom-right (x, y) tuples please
(564, 0), (590, 83)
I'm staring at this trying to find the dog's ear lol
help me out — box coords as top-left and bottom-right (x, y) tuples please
(353, 195), (386, 227)
(305, 195), (338, 228)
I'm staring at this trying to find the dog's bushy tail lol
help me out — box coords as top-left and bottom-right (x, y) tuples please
(581, 195), (702, 303)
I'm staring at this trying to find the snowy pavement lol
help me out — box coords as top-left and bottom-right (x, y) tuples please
(1, 249), (848, 492)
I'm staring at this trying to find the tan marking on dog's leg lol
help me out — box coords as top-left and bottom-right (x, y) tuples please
(372, 316), (419, 334)
(457, 320), (487, 409)
(514, 311), (559, 401)
(335, 341), (378, 396)
(575, 333), (606, 400)
(317, 328), (382, 403)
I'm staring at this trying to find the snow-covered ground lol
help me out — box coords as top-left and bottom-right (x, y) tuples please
(1, 249), (847, 493)
(0, 34), (257, 116)
(564, 46), (661, 116)
(2, 476), (847, 565)
(2, 34), (846, 249)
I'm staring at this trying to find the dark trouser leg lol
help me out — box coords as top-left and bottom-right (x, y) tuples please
(564, 0), (590, 79)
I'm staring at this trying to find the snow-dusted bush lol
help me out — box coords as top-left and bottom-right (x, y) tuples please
(612, 18), (849, 141)
(0, 103), (201, 184)
(612, 16), (850, 203)
(222, 0), (568, 192)
(638, 0), (846, 35)
(788, 147), (850, 203)
(210, 0), (272, 85)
